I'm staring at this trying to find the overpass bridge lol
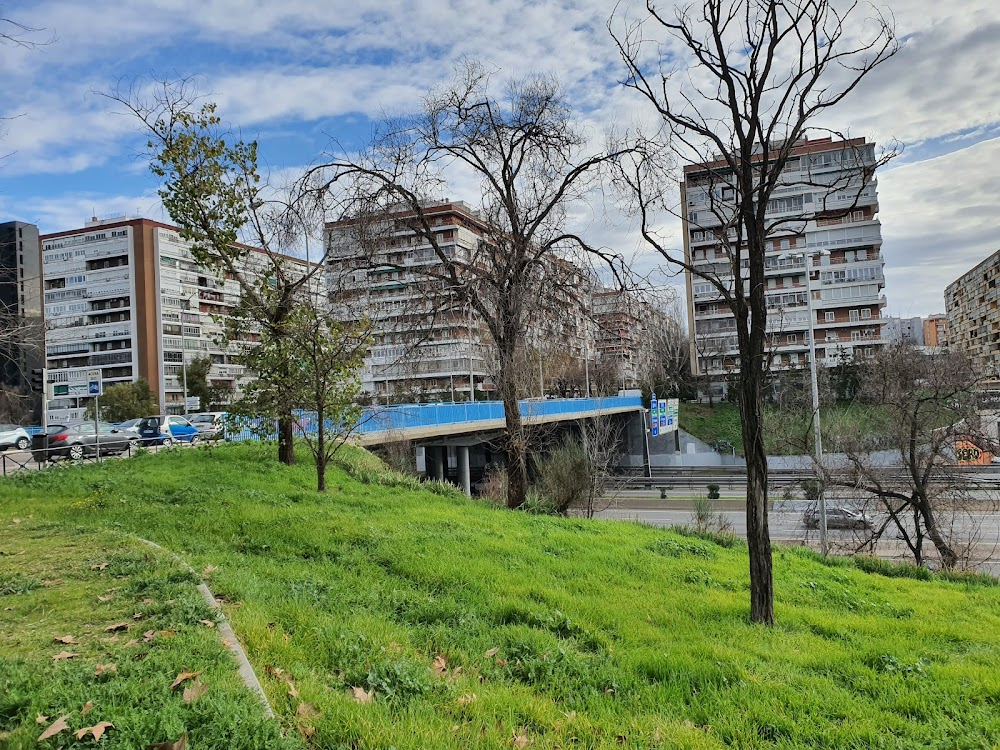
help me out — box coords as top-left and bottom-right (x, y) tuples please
(354, 395), (644, 446)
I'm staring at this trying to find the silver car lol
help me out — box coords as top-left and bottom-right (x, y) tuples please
(0, 424), (31, 452)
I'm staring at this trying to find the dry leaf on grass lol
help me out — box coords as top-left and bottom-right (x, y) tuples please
(133, 612), (144, 620)
(12, 517), (21, 524)
(483, 647), (500, 658)
(104, 622), (130, 633)
(171, 671), (203, 689)
(432, 654), (449, 678)
(458, 693), (478, 705)
(296, 702), (316, 719)
(37, 714), (70, 741)
(146, 731), (187, 750)
(198, 619), (215, 629)
(90, 563), (108, 571)
(202, 565), (217, 575)
(52, 651), (77, 661)
(52, 635), (78, 645)
(81, 700), (94, 716)
(513, 732), (531, 748)
(75, 722), (114, 741)
(287, 680), (299, 698)
(35, 714), (47, 725)
(124, 639), (139, 648)
(94, 663), (117, 677)
(350, 686), (373, 703)
(182, 680), (207, 704)
(97, 594), (113, 603)
(142, 630), (156, 643)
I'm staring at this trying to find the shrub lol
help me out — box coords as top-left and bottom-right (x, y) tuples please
(479, 465), (509, 505)
(706, 483), (720, 500)
(519, 491), (560, 516)
(535, 439), (589, 514)
(802, 479), (822, 503)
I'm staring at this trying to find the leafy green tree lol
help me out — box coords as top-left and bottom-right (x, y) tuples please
(183, 354), (230, 411)
(111, 81), (328, 466)
(84, 378), (159, 422)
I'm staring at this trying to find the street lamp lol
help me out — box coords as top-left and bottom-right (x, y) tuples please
(180, 290), (198, 416)
(781, 248), (830, 555)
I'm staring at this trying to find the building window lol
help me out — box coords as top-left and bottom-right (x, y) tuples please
(861, 308), (872, 320)
(780, 239), (790, 250)
(850, 309), (860, 322)
(787, 334), (797, 344)
(825, 311), (835, 322)
(852, 210), (864, 221)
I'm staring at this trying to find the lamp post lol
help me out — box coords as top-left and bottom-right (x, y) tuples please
(180, 291), (198, 416)
(782, 249), (830, 555)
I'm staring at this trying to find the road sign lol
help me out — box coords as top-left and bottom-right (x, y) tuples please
(87, 369), (102, 397)
(185, 396), (201, 411)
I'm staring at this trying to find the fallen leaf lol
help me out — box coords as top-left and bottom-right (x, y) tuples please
(433, 654), (449, 678)
(52, 635), (78, 645)
(95, 663), (117, 677)
(287, 680), (299, 698)
(124, 639), (139, 648)
(97, 595), (113, 603)
(171, 670), (202, 689)
(37, 715), (70, 741)
(133, 612), (144, 620)
(90, 563), (108, 571)
(81, 700), (94, 715)
(266, 666), (285, 678)
(182, 679), (207, 704)
(145, 730), (188, 750)
(35, 715), (48, 725)
(142, 598), (154, 604)
(198, 619), (215, 629)
(513, 732), (531, 748)
(75, 721), (115, 741)
(495, 658), (508, 667)
(104, 622), (130, 633)
(452, 725), (460, 732)
(350, 686), (373, 703)
(484, 647), (500, 658)
(161, 630), (175, 638)
(12, 517), (21, 524)
(52, 651), (77, 661)
(142, 630), (156, 643)
(202, 565), (217, 575)
(296, 702), (316, 719)
(458, 693), (478, 705)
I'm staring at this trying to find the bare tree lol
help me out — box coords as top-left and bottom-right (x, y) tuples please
(307, 60), (631, 509)
(611, 1), (899, 624)
(820, 345), (999, 570)
(581, 412), (628, 518)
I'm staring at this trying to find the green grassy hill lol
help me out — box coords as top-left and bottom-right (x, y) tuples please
(2, 444), (999, 748)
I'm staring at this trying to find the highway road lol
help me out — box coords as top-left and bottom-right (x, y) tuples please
(597, 504), (1000, 576)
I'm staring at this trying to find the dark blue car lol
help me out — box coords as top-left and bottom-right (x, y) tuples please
(137, 415), (201, 446)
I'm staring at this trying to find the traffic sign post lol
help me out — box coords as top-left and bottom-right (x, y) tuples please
(88, 370), (103, 463)
(650, 394), (659, 437)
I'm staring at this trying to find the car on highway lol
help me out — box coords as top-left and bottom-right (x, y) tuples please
(189, 412), (227, 441)
(0, 424), (31, 452)
(803, 506), (871, 531)
(30, 421), (137, 461)
(136, 415), (201, 446)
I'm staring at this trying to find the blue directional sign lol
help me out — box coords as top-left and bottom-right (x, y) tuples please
(88, 381), (100, 396)
(650, 394), (659, 437)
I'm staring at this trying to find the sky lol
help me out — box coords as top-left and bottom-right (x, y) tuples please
(1, 0), (999, 319)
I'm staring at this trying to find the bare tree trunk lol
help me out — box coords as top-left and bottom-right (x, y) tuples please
(499, 344), (528, 509)
(278, 416), (295, 465)
(918, 498), (958, 569)
(736, 354), (773, 625)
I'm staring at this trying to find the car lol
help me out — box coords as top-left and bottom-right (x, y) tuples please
(136, 415), (201, 446)
(30, 421), (136, 462)
(0, 424), (31, 452)
(803, 507), (871, 531)
(115, 418), (142, 434)
(189, 412), (227, 441)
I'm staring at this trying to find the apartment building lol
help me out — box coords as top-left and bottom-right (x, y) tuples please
(41, 216), (310, 420)
(923, 313), (949, 349)
(682, 137), (888, 400)
(884, 316), (924, 346)
(592, 288), (656, 389)
(945, 251), (1000, 375)
(0, 221), (44, 419)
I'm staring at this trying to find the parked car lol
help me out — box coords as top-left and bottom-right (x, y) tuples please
(803, 507), (871, 531)
(136, 415), (201, 446)
(30, 421), (136, 462)
(0, 424), (30, 452)
(115, 418), (142, 434)
(189, 412), (227, 441)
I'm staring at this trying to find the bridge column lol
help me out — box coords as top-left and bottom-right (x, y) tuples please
(459, 445), (471, 496)
(435, 447), (446, 481)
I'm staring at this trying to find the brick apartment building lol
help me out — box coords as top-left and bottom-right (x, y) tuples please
(40, 216), (310, 420)
(945, 251), (1000, 375)
(923, 313), (949, 349)
(682, 136), (888, 400)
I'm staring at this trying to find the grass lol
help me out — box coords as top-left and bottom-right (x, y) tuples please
(1, 443), (999, 748)
(0, 522), (290, 748)
(680, 401), (906, 456)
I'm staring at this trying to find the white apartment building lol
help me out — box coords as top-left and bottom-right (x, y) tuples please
(41, 216), (309, 420)
(683, 137), (887, 400)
